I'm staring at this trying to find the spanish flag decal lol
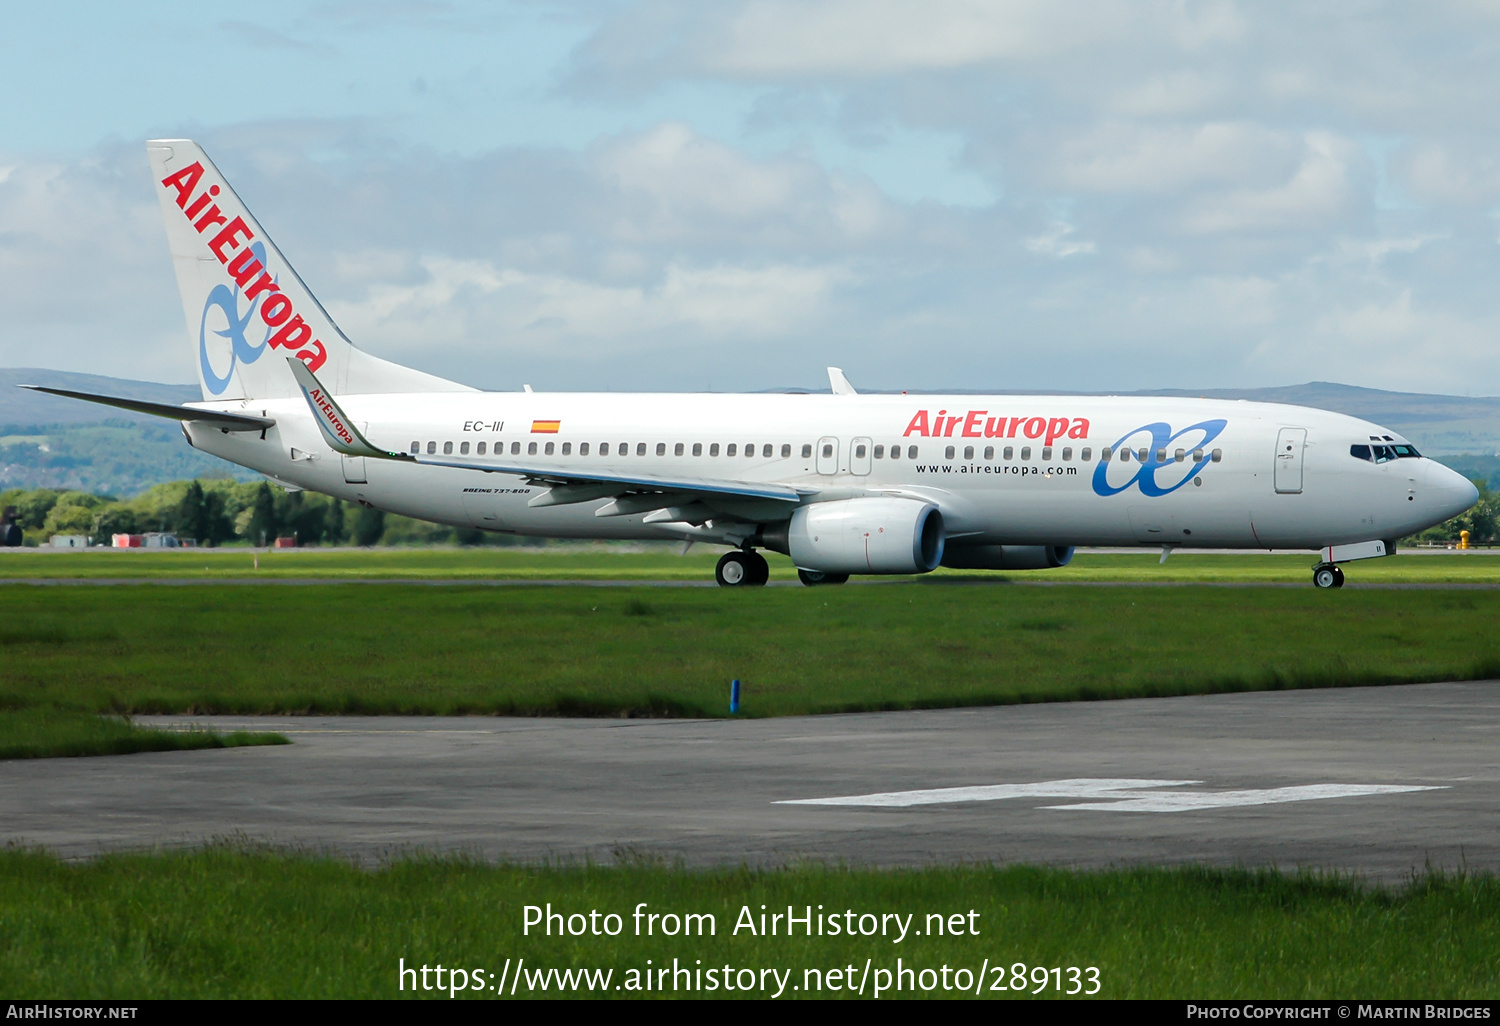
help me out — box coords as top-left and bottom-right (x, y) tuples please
(531, 419), (561, 434)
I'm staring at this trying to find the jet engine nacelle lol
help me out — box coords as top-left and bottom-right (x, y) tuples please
(940, 544), (1075, 571)
(786, 497), (945, 575)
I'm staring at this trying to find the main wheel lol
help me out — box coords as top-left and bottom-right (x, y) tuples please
(1331, 565), (1345, 588)
(797, 568), (849, 587)
(716, 551), (753, 587)
(744, 550), (770, 586)
(1313, 565), (1338, 589)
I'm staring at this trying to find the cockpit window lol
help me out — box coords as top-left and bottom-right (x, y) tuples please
(1372, 445), (1394, 463)
(1393, 444), (1420, 458)
(1350, 444), (1371, 461)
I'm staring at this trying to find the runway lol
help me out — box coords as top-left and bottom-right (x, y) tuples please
(5, 681), (1499, 880)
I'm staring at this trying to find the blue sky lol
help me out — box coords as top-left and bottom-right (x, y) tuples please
(3, 1), (1500, 395)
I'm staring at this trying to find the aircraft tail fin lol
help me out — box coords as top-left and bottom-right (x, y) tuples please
(145, 140), (474, 402)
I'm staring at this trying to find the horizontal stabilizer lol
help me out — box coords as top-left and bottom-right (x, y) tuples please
(17, 384), (275, 431)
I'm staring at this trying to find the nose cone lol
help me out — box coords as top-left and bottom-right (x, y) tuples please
(1428, 462), (1480, 521)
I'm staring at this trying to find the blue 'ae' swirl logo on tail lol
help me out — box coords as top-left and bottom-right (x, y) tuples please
(198, 242), (274, 395)
(1091, 419), (1228, 497)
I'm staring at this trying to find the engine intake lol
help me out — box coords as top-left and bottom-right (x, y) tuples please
(784, 497), (945, 575)
(940, 544), (1075, 571)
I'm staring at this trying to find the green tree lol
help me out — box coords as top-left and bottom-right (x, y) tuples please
(324, 498), (346, 545)
(176, 481), (209, 542)
(352, 505), (385, 547)
(245, 482), (279, 546)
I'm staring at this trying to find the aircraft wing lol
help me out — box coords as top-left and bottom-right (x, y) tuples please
(286, 358), (807, 510)
(17, 385), (276, 432)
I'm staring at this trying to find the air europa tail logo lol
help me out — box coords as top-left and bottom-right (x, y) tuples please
(904, 409), (1090, 445)
(160, 162), (328, 394)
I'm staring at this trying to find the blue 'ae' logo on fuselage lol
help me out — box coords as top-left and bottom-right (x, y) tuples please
(198, 241), (274, 395)
(1091, 419), (1228, 497)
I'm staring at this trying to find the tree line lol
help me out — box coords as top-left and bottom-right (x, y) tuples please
(0, 479), (533, 548)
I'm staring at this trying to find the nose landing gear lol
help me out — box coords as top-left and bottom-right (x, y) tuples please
(716, 549), (770, 587)
(1312, 563), (1345, 589)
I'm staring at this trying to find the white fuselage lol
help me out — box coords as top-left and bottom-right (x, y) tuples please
(184, 391), (1478, 551)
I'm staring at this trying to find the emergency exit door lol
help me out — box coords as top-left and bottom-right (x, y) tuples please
(1274, 427), (1306, 494)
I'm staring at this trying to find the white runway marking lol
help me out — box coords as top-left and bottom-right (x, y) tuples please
(778, 778), (1447, 813)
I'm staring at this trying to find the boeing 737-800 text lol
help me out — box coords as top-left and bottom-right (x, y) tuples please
(21, 140), (1480, 588)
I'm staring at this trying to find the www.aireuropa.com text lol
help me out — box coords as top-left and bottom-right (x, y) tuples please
(398, 957), (1101, 997)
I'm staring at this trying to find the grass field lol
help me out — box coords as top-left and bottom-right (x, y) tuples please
(4, 545), (1500, 584)
(0, 709), (286, 760)
(2, 847), (1496, 999)
(2, 582), (1498, 718)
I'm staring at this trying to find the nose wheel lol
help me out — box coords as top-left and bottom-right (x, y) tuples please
(1312, 564), (1345, 589)
(716, 549), (769, 587)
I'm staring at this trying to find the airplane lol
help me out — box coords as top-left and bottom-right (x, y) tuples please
(20, 140), (1480, 589)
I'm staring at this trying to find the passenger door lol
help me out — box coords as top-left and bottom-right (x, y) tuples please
(817, 436), (840, 475)
(1274, 428), (1306, 494)
(850, 437), (872, 476)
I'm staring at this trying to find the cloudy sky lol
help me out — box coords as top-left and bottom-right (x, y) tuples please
(3, 1), (1500, 395)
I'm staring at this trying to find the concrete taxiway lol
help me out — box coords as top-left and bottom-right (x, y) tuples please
(5, 681), (1499, 880)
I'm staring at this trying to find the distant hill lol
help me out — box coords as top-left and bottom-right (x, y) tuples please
(2, 369), (1497, 495)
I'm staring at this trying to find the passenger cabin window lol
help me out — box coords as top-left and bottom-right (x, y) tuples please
(801, 444), (813, 459)
(983, 446), (994, 460)
(746, 444), (755, 458)
(444, 441), (453, 455)
(477, 442), (486, 455)
(1193, 448), (1204, 462)
(511, 441), (521, 455)
(1021, 446), (1032, 460)
(822, 443), (833, 458)
(599, 442), (609, 456)
(561, 442), (571, 455)
(1210, 448), (1223, 462)
(1119, 448), (1131, 462)
(619, 442), (629, 455)
(527, 442), (537, 455)
(906, 446), (917, 459)
(888, 445), (900, 460)
(1137, 448), (1148, 462)
(1061, 447), (1072, 461)
(945, 446), (956, 459)
(1003, 446), (1014, 460)
(1101, 446), (1112, 461)
(674, 443), (684, 456)
(764, 444), (773, 458)
(460, 441), (470, 455)
(542, 442), (552, 456)
(781, 444), (791, 457)
(410, 441), (419, 454)
(579, 442), (589, 456)
(727, 443), (738, 457)
(692, 443), (702, 456)
(858, 444), (870, 459)
(427, 441), (436, 455)
(1041, 446), (1052, 460)
(1156, 448), (1166, 462)
(711, 443), (720, 457)
(962, 445), (973, 460)
(1081, 447), (1092, 461)
(874, 444), (885, 459)
(637, 442), (647, 456)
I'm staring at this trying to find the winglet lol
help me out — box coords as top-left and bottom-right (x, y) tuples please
(286, 357), (412, 460)
(828, 367), (857, 396)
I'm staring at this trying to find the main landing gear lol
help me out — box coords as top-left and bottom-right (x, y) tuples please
(716, 549), (769, 587)
(1312, 563), (1345, 589)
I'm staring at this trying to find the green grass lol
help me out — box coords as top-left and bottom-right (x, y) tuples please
(0, 709), (287, 760)
(4, 545), (1500, 584)
(2, 583), (1499, 718)
(1, 847), (1496, 998)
